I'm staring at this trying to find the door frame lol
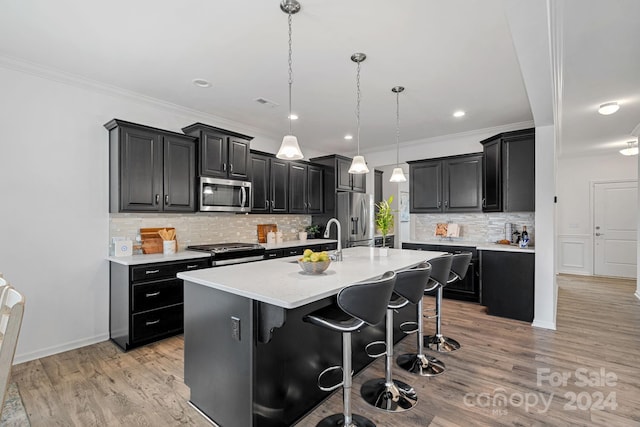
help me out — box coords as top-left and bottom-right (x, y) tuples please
(590, 178), (638, 276)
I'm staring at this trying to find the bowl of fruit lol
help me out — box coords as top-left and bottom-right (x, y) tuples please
(298, 249), (331, 274)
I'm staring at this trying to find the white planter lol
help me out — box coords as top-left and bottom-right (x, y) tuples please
(379, 247), (389, 257)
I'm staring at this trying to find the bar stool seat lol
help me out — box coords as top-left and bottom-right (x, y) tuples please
(425, 252), (470, 352)
(304, 271), (396, 427)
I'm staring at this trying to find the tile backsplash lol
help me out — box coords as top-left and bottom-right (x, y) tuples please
(109, 213), (312, 250)
(412, 212), (535, 244)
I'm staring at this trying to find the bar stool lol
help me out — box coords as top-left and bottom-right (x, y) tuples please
(360, 265), (434, 411)
(395, 262), (446, 377)
(304, 271), (396, 427)
(425, 252), (471, 352)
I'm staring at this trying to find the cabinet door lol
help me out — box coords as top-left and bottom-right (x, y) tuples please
(503, 135), (535, 212)
(409, 160), (442, 213)
(250, 154), (270, 213)
(374, 170), (383, 213)
(444, 154), (482, 212)
(288, 163), (308, 214)
(228, 136), (250, 180)
(481, 251), (534, 322)
(163, 135), (196, 212)
(120, 126), (163, 212)
(307, 165), (324, 214)
(200, 130), (227, 178)
(351, 171), (366, 193)
(270, 159), (289, 213)
(336, 158), (352, 190)
(482, 138), (501, 212)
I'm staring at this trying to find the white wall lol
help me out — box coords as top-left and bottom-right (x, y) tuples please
(556, 153), (637, 275)
(0, 63), (327, 363)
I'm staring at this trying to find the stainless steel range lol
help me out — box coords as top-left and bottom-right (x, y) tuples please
(187, 243), (265, 266)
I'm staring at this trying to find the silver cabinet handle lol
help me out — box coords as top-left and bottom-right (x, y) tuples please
(145, 319), (160, 326)
(155, 194), (160, 205)
(165, 194), (169, 205)
(145, 269), (160, 275)
(145, 291), (160, 297)
(265, 200), (269, 209)
(230, 163), (233, 173)
(223, 163), (227, 172)
(444, 200), (448, 208)
(482, 198), (486, 208)
(595, 233), (604, 236)
(186, 264), (199, 269)
(437, 201), (441, 208)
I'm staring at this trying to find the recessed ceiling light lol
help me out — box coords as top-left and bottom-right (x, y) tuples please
(598, 102), (619, 115)
(453, 110), (466, 118)
(344, 135), (353, 140)
(192, 78), (211, 88)
(288, 114), (298, 120)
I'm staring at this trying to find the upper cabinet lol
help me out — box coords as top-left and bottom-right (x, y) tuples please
(250, 152), (288, 213)
(289, 162), (324, 214)
(480, 128), (535, 212)
(409, 153), (483, 213)
(182, 123), (253, 180)
(310, 155), (366, 193)
(106, 119), (197, 213)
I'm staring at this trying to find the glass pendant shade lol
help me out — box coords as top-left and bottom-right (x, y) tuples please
(277, 135), (304, 160)
(389, 167), (406, 182)
(619, 141), (638, 156)
(348, 155), (369, 174)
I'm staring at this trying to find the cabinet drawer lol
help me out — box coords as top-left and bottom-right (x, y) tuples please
(285, 247), (304, 257)
(320, 243), (338, 251)
(132, 304), (183, 342)
(264, 250), (283, 259)
(132, 279), (183, 313)
(131, 259), (209, 282)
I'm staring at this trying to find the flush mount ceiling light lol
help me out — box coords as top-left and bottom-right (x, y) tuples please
(192, 78), (211, 88)
(598, 101), (620, 115)
(344, 135), (353, 140)
(276, 0), (304, 160)
(619, 140), (639, 156)
(453, 110), (466, 118)
(288, 114), (298, 120)
(348, 52), (369, 174)
(389, 86), (407, 183)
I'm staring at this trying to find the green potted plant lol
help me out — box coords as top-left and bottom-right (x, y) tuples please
(375, 196), (394, 255)
(305, 224), (320, 239)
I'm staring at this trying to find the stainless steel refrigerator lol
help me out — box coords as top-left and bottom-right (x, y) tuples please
(336, 192), (375, 248)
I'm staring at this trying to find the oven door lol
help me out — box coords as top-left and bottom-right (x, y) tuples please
(200, 177), (252, 212)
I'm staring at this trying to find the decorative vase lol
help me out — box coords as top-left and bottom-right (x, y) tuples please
(379, 247), (389, 257)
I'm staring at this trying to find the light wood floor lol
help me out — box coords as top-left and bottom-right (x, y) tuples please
(12, 274), (640, 426)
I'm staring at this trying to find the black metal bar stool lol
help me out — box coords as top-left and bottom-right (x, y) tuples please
(425, 252), (471, 352)
(395, 262), (446, 377)
(303, 271), (396, 427)
(360, 264), (436, 411)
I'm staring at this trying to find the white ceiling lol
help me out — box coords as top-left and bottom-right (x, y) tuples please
(0, 0), (637, 158)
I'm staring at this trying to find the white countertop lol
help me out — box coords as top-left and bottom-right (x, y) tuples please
(177, 247), (445, 309)
(404, 240), (535, 253)
(261, 239), (337, 250)
(107, 251), (211, 266)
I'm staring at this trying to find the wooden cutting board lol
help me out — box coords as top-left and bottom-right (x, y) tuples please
(140, 227), (177, 254)
(257, 224), (277, 243)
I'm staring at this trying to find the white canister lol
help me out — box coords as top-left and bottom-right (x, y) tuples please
(267, 231), (276, 245)
(163, 240), (176, 255)
(298, 231), (307, 242)
(276, 231), (283, 245)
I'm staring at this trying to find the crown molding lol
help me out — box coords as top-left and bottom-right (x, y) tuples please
(0, 54), (277, 140)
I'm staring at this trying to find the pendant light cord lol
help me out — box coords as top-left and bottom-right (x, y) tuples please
(288, 12), (293, 135)
(396, 91), (401, 166)
(355, 60), (361, 155)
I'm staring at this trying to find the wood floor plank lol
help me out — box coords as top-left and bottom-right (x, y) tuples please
(10, 273), (640, 426)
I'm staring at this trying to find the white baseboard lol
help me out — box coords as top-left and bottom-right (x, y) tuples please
(13, 333), (110, 365)
(532, 319), (557, 330)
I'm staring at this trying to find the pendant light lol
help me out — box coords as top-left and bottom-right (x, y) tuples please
(389, 86), (407, 183)
(619, 140), (639, 156)
(276, 0), (304, 160)
(348, 53), (369, 174)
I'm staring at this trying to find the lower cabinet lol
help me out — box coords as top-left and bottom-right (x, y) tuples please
(402, 243), (479, 303)
(374, 235), (394, 248)
(480, 250), (535, 322)
(110, 258), (210, 350)
(264, 242), (338, 259)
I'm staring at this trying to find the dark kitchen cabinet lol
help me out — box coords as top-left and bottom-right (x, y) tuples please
(109, 257), (210, 351)
(480, 128), (535, 212)
(182, 123), (252, 180)
(402, 243), (480, 303)
(374, 170), (383, 212)
(408, 153), (482, 213)
(289, 162), (324, 214)
(106, 119), (197, 213)
(374, 235), (394, 248)
(250, 152), (288, 213)
(263, 242), (338, 259)
(312, 155), (366, 193)
(480, 250), (535, 322)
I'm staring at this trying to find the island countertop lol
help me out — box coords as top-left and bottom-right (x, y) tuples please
(177, 246), (444, 309)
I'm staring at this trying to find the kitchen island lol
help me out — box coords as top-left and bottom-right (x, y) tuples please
(177, 247), (444, 427)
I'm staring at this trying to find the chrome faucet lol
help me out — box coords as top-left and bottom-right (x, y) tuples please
(324, 218), (343, 261)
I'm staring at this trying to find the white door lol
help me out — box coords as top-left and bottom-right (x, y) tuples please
(594, 181), (637, 278)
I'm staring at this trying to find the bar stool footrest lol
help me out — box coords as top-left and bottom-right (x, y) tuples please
(365, 340), (387, 358)
(399, 321), (419, 334)
(317, 365), (344, 392)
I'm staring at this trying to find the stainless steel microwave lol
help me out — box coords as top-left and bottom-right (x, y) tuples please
(199, 177), (251, 212)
